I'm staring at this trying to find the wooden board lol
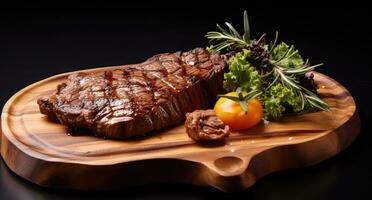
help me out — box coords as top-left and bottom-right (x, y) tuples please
(0, 67), (360, 192)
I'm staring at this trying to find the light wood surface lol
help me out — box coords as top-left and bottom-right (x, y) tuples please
(0, 67), (360, 192)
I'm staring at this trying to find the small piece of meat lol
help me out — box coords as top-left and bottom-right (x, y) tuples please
(37, 48), (226, 139)
(185, 109), (230, 142)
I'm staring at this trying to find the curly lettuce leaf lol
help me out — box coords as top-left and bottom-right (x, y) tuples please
(272, 42), (304, 68)
(261, 83), (303, 120)
(223, 49), (262, 92)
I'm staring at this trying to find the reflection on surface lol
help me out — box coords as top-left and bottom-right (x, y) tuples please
(1, 159), (44, 200)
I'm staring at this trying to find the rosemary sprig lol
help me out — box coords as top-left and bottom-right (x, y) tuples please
(269, 31), (279, 53)
(269, 51), (330, 112)
(206, 10), (250, 53)
(271, 65), (330, 111)
(243, 10), (251, 42)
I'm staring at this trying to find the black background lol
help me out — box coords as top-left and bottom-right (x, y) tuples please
(0, 2), (371, 200)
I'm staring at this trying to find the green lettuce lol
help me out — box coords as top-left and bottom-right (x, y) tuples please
(260, 83), (303, 120)
(223, 49), (262, 92)
(271, 42), (304, 68)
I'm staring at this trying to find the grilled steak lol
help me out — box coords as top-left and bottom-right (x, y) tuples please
(38, 48), (226, 139)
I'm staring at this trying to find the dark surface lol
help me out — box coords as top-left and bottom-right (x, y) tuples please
(0, 2), (371, 200)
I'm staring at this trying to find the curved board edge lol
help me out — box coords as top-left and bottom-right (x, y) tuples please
(0, 111), (360, 192)
(0, 70), (362, 192)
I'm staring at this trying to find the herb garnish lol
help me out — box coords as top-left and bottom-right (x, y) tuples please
(206, 11), (330, 120)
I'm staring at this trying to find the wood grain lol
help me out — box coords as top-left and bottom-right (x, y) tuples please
(0, 67), (360, 192)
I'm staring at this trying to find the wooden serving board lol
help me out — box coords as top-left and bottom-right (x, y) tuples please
(0, 67), (360, 192)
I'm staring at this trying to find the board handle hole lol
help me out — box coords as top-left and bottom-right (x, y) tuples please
(214, 156), (244, 174)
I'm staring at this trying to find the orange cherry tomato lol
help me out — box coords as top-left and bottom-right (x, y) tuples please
(214, 92), (263, 130)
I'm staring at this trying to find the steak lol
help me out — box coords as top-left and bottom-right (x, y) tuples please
(38, 48), (226, 139)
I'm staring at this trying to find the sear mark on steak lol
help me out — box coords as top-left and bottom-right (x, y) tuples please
(185, 109), (230, 142)
(37, 48), (226, 139)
